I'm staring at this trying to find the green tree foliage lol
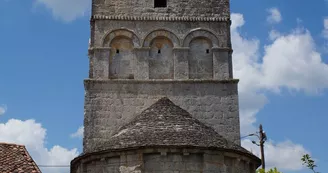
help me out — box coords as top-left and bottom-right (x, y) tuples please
(255, 153), (319, 173)
(257, 168), (281, 173)
(301, 154), (319, 173)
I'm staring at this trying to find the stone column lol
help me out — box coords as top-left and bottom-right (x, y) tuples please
(92, 47), (111, 79)
(213, 48), (231, 80)
(134, 48), (150, 80)
(173, 47), (189, 79)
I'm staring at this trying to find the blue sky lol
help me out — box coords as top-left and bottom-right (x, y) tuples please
(0, 0), (328, 173)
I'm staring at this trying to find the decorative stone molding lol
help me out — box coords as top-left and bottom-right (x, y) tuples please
(143, 29), (181, 47)
(92, 15), (230, 22)
(84, 79), (240, 89)
(182, 28), (220, 47)
(102, 28), (141, 47)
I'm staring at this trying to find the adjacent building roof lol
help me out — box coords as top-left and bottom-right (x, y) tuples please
(98, 97), (257, 158)
(0, 143), (41, 173)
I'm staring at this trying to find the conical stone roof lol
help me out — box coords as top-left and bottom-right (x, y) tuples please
(97, 97), (256, 158)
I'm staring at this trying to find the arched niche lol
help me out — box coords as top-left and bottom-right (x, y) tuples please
(188, 37), (213, 79)
(183, 29), (219, 48)
(143, 29), (180, 47)
(103, 29), (141, 47)
(149, 36), (174, 79)
(109, 36), (135, 79)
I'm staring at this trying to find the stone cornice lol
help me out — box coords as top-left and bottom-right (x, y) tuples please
(91, 15), (230, 22)
(84, 79), (239, 86)
(88, 47), (232, 51)
(212, 47), (233, 53)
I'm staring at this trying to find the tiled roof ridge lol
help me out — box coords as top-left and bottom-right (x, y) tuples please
(118, 97), (212, 131)
(20, 145), (42, 173)
(119, 97), (222, 134)
(0, 142), (25, 146)
(0, 143), (42, 173)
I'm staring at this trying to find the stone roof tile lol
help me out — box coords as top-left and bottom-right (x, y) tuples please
(98, 97), (255, 156)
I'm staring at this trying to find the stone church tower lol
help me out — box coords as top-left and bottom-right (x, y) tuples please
(71, 0), (261, 172)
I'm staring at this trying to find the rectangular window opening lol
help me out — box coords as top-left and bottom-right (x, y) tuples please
(206, 49), (210, 54)
(154, 0), (167, 8)
(116, 49), (120, 54)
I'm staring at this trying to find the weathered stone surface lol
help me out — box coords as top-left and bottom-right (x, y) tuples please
(89, 20), (231, 80)
(70, 149), (261, 173)
(70, 0), (262, 172)
(92, 97), (249, 155)
(83, 79), (241, 153)
(92, 0), (230, 19)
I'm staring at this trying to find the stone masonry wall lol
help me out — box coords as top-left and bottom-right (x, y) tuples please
(92, 0), (230, 18)
(71, 149), (258, 173)
(89, 20), (232, 80)
(83, 80), (240, 153)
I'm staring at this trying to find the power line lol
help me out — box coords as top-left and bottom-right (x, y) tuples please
(38, 165), (70, 168)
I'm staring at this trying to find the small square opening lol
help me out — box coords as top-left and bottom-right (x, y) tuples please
(154, 0), (167, 8)
(116, 49), (120, 54)
(206, 49), (210, 54)
(158, 49), (161, 54)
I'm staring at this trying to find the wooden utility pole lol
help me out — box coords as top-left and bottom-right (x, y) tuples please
(259, 124), (266, 170)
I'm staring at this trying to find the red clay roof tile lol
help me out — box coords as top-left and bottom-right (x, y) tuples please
(0, 142), (42, 173)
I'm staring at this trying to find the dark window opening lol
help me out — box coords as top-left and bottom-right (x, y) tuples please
(206, 49), (210, 54)
(116, 49), (120, 54)
(154, 0), (167, 8)
(158, 49), (161, 54)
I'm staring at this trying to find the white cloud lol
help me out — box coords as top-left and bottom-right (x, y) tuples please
(269, 30), (281, 41)
(0, 105), (7, 116)
(34, 0), (91, 22)
(71, 126), (84, 139)
(242, 139), (309, 171)
(0, 119), (79, 173)
(267, 8), (282, 24)
(231, 13), (328, 170)
(323, 17), (328, 39)
(232, 13), (328, 134)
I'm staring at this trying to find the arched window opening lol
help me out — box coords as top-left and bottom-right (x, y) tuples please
(149, 37), (173, 79)
(109, 37), (134, 79)
(154, 0), (167, 8)
(188, 37), (213, 79)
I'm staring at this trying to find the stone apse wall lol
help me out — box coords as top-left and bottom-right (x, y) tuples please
(71, 148), (258, 173)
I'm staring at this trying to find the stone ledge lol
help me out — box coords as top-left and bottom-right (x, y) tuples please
(91, 15), (230, 22)
(84, 79), (239, 85)
(212, 47), (233, 53)
(89, 47), (232, 51)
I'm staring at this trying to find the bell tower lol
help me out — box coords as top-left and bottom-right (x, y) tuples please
(86, 0), (238, 153)
(70, 0), (263, 172)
